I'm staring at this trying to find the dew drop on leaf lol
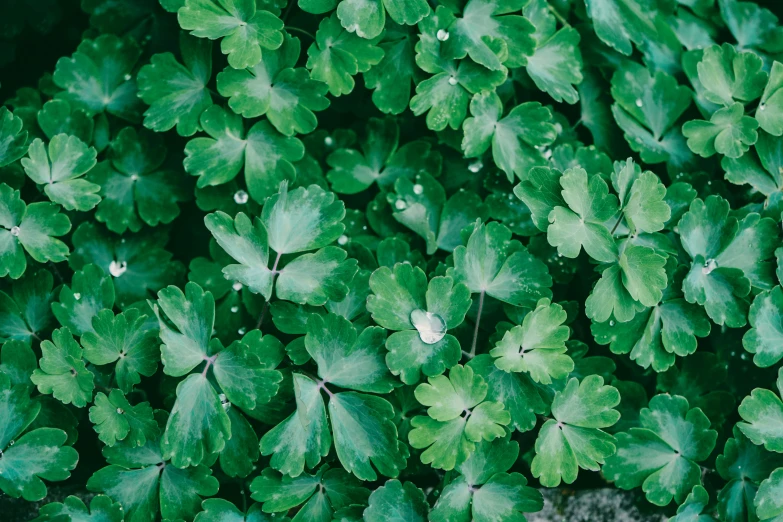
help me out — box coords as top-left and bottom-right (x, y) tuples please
(109, 260), (128, 277)
(9, 226), (20, 237)
(410, 309), (447, 344)
(437, 29), (449, 41)
(233, 190), (249, 204)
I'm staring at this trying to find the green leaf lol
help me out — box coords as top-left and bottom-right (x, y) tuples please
(604, 394), (718, 506)
(364, 24), (417, 115)
(715, 426), (783, 522)
(364, 480), (428, 521)
(0, 427), (79, 502)
(91, 127), (188, 233)
(468, 354), (548, 433)
(679, 195), (779, 327)
(250, 466), (369, 519)
(611, 63), (692, 165)
(744, 285), (783, 368)
(31, 328), (94, 408)
(260, 373), (331, 477)
(669, 486), (717, 522)
(592, 263), (710, 372)
(217, 34), (329, 136)
(547, 167), (619, 263)
(756, 467), (783, 522)
(462, 93), (556, 182)
(697, 43), (768, 106)
(367, 263), (471, 383)
(306, 313), (397, 393)
(36, 99), (94, 143)
(583, 0), (658, 56)
(682, 102), (759, 159)
(81, 308), (159, 393)
(513, 166), (565, 232)
(522, 0), (583, 104)
(737, 368), (783, 453)
(409, 364), (510, 470)
(449, 220), (553, 307)
(0, 269), (55, 344)
(52, 34), (143, 122)
(490, 298), (572, 384)
(212, 333), (283, 410)
(51, 264), (115, 336)
(178, 0), (285, 69)
(152, 282), (214, 378)
(611, 160), (672, 234)
(89, 389), (159, 447)
(0, 340), (37, 385)
(326, 118), (441, 194)
(184, 106), (305, 202)
(723, 131), (783, 197)
(0, 183), (71, 279)
(307, 14), (384, 97)
(0, 107), (28, 168)
(22, 134), (100, 211)
(219, 408), (259, 479)
(33, 495), (124, 522)
(440, 0), (535, 71)
(531, 375), (620, 487)
(137, 33), (213, 136)
(70, 222), (184, 308)
(161, 373), (231, 468)
(195, 499), (281, 522)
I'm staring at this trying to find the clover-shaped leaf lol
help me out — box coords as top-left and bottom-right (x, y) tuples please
(604, 394), (718, 506)
(137, 33), (214, 136)
(178, 0), (284, 69)
(52, 264), (115, 337)
(0, 183), (71, 279)
(697, 43), (768, 107)
(53, 34), (143, 122)
(490, 298), (572, 384)
(462, 93), (556, 182)
(531, 375), (620, 487)
(30, 328), (95, 408)
(409, 364), (511, 470)
(678, 195), (779, 327)
(184, 105), (305, 202)
(368, 262), (471, 383)
(449, 220), (553, 307)
(0, 269), (55, 344)
(683, 102), (759, 159)
(0, 107), (28, 168)
(89, 389), (159, 447)
(218, 34), (329, 136)
(205, 183), (357, 305)
(737, 368), (783, 453)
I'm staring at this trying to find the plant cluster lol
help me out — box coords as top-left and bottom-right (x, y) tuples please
(1, 0), (783, 521)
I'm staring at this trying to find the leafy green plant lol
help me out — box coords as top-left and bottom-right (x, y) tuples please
(2, 0), (783, 520)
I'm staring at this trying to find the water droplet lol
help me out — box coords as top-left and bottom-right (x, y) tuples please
(437, 29), (449, 41)
(73, 293), (81, 300)
(468, 160), (483, 173)
(232, 282), (243, 292)
(8, 440), (14, 446)
(338, 234), (349, 245)
(609, 320), (615, 327)
(554, 123), (563, 134)
(448, 76), (458, 86)
(635, 98), (643, 107)
(124, 73), (132, 81)
(238, 327), (246, 335)
(230, 306), (239, 313)
(760, 104), (766, 111)
(324, 136), (334, 147)
(9, 226), (20, 237)
(109, 260), (128, 277)
(233, 190), (249, 205)
(130, 174), (139, 181)
(410, 309), (447, 344)
(395, 200), (407, 210)
(413, 184), (423, 195)
(116, 408), (124, 414)
(702, 258), (718, 275)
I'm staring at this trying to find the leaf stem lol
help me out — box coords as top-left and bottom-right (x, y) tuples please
(201, 354), (218, 376)
(256, 251), (283, 329)
(468, 291), (485, 358)
(547, 4), (571, 27)
(286, 26), (315, 40)
(610, 212), (624, 235)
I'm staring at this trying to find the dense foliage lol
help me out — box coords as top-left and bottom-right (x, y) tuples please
(1, 0), (783, 520)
